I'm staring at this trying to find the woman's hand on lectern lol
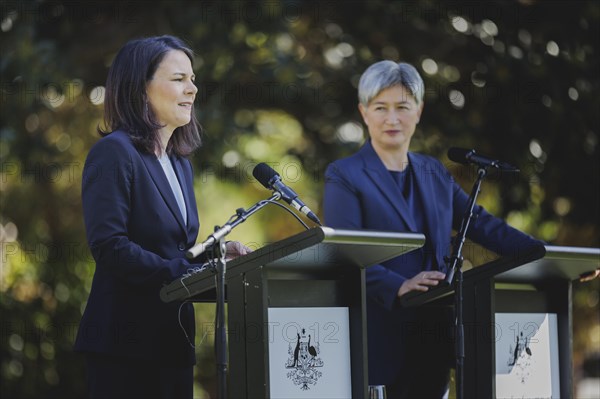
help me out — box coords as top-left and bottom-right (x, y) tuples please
(225, 241), (253, 260)
(397, 271), (446, 297)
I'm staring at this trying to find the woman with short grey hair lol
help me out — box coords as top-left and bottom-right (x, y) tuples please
(324, 60), (543, 398)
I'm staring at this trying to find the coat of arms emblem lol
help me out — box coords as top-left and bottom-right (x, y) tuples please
(285, 328), (324, 390)
(507, 330), (534, 383)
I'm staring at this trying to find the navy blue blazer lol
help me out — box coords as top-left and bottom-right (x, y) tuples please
(74, 130), (200, 366)
(324, 140), (542, 383)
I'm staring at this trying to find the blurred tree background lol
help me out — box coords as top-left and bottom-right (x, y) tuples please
(1, 0), (598, 398)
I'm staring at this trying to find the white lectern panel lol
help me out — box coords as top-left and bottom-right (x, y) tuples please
(268, 307), (352, 398)
(495, 313), (560, 398)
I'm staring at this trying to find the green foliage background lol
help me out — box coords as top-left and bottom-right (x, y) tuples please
(1, 1), (598, 398)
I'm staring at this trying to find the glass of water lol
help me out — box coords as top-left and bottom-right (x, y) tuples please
(368, 385), (387, 399)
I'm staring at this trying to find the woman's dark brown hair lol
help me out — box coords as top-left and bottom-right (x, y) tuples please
(99, 35), (201, 156)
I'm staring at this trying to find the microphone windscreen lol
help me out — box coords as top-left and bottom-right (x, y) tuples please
(252, 163), (279, 189)
(447, 147), (471, 165)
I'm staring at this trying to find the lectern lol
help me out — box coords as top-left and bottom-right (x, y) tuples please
(161, 227), (425, 398)
(402, 244), (600, 398)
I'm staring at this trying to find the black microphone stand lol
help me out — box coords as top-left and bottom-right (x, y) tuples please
(187, 192), (281, 399)
(186, 186), (317, 398)
(443, 166), (488, 399)
(212, 237), (228, 399)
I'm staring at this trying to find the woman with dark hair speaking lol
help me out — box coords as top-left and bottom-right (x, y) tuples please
(74, 35), (248, 398)
(323, 60), (543, 398)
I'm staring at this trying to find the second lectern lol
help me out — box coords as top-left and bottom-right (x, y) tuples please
(161, 227), (425, 398)
(401, 244), (600, 398)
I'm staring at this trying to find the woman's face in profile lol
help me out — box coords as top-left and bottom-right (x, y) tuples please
(359, 85), (423, 152)
(146, 50), (198, 134)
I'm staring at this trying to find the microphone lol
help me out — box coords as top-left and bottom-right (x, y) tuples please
(186, 224), (231, 259)
(252, 163), (322, 225)
(447, 147), (519, 172)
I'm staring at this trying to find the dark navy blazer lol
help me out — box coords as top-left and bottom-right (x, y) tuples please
(74, 130), (200, 366)
(323, 140), (542, 383)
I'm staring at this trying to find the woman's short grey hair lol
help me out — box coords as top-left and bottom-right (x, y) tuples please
(358, 61), (425, 106)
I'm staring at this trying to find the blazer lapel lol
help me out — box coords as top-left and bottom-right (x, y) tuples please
(408, 152), (443, 262)
(140, 152), (187, 233)
(359, 141), (417, 231)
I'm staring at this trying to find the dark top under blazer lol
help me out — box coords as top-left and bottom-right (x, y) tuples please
(323, 140), (543, 383)
(74, 130), (200, 366)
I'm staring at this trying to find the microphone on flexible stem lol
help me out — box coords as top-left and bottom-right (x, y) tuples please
(447, 147), (520, 172)
(252, 163), (322, 226)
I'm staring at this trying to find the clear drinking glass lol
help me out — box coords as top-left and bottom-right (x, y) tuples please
(368, 385), (387, 399)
